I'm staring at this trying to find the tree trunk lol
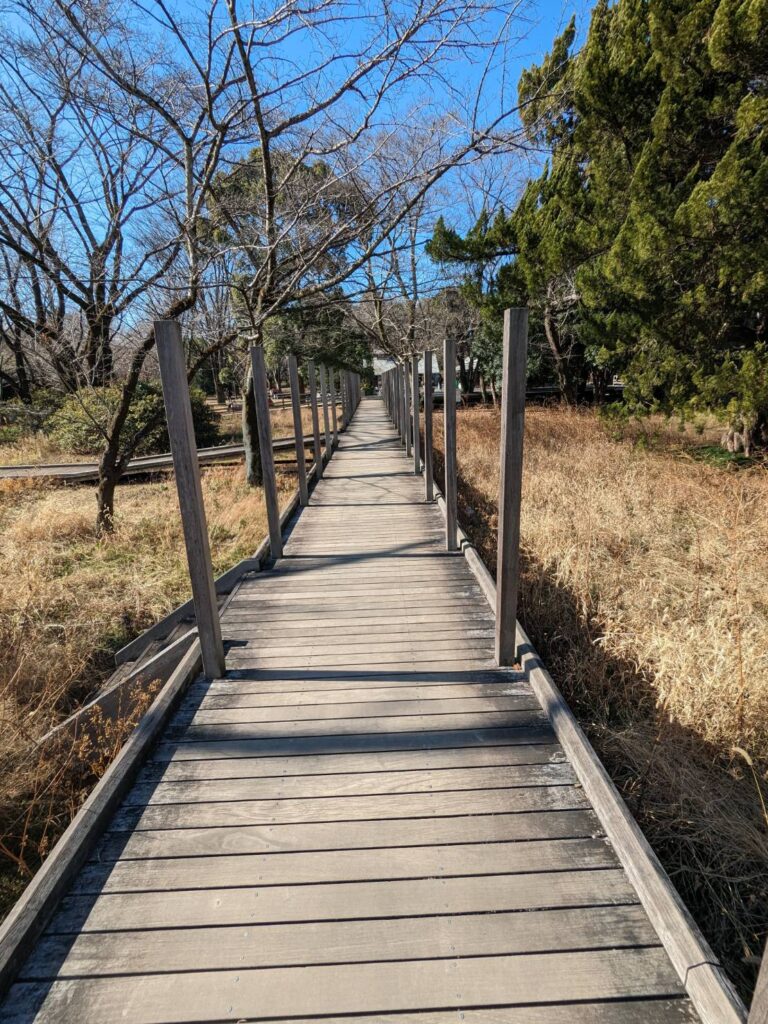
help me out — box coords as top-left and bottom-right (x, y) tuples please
(242, 362), (263, 486)
(96, 464), (120, 536)
(479, 376), (488, 404)
(212, 354), (227, 404)
(544, 306), (578, 405)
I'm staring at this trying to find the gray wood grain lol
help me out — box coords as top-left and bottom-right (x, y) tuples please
(424, 348), (434, 500)
(443, 335), (458, 550)
(412, 352), (421, 475)
(320, 363), (332, 452)
(2, 948), (685, 1023)
(288, 352), (309, 505)
(22, 904), (654, 978)
(155, 321), (225, 678)
(496, 308), (528, 665)
(249, 344), (283, 558)
(307, 358), (323, 480)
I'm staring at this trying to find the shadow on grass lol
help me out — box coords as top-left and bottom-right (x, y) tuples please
(431, 440), (767, 1005)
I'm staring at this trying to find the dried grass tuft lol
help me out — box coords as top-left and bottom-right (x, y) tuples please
(434, 403), (768, 1002)
(0, 464), (294, 910)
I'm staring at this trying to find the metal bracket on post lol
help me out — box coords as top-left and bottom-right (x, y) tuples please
(155, 320), (225, 680)
(495, 308), (528, 666)
(250, 344), (282, 560)
(288, 353), (309, 505)
(423, 349), (434, 500)
(443, 336), (458, 552)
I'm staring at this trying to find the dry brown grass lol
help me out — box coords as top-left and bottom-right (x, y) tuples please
(433, 404), (768, 1002)
(0, 464), (295, 911)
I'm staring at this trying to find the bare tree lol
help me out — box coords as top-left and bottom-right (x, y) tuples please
(0, 0), (533, 520)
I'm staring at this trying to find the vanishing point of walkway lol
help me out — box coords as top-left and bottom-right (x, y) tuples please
(2, 400), (700, 1022)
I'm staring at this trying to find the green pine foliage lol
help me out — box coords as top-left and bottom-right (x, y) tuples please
(428, 0), (767, 446)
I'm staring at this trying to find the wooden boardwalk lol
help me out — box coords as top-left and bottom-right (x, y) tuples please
(1, 399), (702, 1022)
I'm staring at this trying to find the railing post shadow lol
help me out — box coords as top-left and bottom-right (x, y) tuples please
(250, 344), (283, 560)
(443, 336), (458, 551)
(288, 352), (309, 505)
(495, 307), (528, 666)
(155, 319), (225, 679)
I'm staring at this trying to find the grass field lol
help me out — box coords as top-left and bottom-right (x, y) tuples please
(0, 398), (311, 916)
(432, 404), (767, 1001)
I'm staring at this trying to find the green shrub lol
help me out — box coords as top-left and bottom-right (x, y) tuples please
(45, 384), (220, 456)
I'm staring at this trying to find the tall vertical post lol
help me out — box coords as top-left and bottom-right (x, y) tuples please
(411, 353), (421, 475)
(404, 364), (412, 457)
(250, 345), (283, 560)
(329, 368), (339, 443)
(155, 320), (225, 679)
(288, 353), (309, 506)
(443, 336), (458, 551)
(495, 308), (528, 666)
(320, 364), (332, 454)
(750, 943), (768, 1024)
(307, 359), (323, 480)
(340, 371), (349, 429)
(423, 349), (434, 500)
(403, 364), (409, 444)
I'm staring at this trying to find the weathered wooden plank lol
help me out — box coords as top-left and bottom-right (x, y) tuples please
(186, 670), (526, 698)
(126, 762), (576, 807)
(193, 681), (530, 708)
(168, 708), (548, 743)
(50, 867), (634, 933)
(155, 723), (557, 761)
(74, 835), (612, 894)
(183, 694), (535, 726)
(3, 948), (685, 1023)
(111, 783), (588, 832)
(94, 807), (602, 861)
(23, 903), (653, 978)
(145, 741), (562, 781)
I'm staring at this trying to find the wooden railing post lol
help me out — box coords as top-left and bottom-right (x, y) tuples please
(411, 353), (421, 475)
(250, 344), (283, 560)
(443, 336), (458, 551)
(404, 362), (412, 457)
(155, 320), (225, 680)
(288, 353), (309, 505)
(750, 943), (768, 1023)
(423, 349), (434, 501)
(495, 308), (528, 666)
(341, 371), (349, 429)
(320, 364), (332, 454)
(329, 368), (339, 443)
(403, 368), (409, 448)
(307, 359), (323, 480)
